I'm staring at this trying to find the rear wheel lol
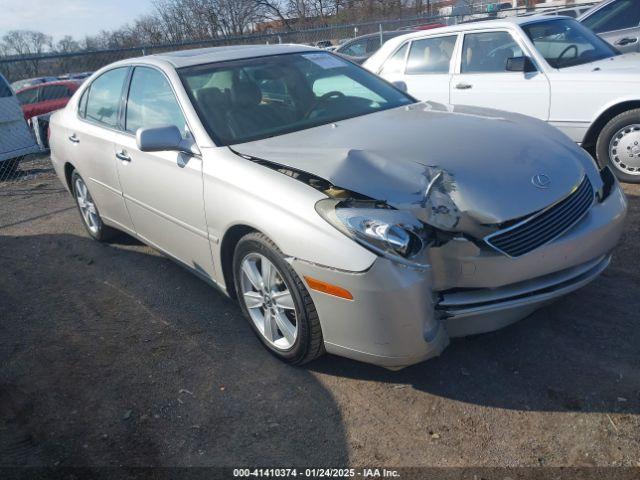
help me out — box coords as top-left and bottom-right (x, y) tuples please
(233, 232), (324, 365)
(596, 108), (640, 183)
(71, 170), (117, 241)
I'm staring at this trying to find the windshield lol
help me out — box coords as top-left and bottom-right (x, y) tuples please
(522, 18), (618, 69)
(180, 52), (414, 145)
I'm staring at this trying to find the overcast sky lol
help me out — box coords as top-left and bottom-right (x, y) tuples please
(1, 0), (155, 41)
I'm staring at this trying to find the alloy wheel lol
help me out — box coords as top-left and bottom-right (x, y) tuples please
(74, 176), (100, 234)
(609, 124), (640, 176)
(239, 253), (298, 350)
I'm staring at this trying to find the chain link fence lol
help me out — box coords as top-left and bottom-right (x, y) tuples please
(0, 2), (596, 186)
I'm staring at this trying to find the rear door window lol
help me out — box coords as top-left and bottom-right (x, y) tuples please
(380, 43), (409, 75)
(406, 35), (457, 74)
(85, 67), (129, 128)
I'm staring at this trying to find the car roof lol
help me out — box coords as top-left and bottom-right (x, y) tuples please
(388, 14), (571, 41)
(17, 79), (81, 93)
(346, 30), (405, 40)
(145, 44), (318, 68)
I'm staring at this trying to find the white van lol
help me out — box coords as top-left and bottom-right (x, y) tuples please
(0, 73), (40, 177)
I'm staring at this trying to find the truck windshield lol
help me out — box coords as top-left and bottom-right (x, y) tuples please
(522, 18), (618, 69)
(180, 51), (414, 146)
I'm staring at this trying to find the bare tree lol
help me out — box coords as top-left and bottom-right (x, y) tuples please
(1, 30), (52, 57)
(1, 30), (52, 77)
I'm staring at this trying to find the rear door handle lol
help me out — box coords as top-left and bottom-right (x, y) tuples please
(455, 83), (473, 90)
(68, 134), (80, 143)
(116, 150), (131, 162)
(615, 37), (638, 46)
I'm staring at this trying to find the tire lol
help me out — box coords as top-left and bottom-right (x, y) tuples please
(233, 232), (324, 365)
(0, 158), (20, 180)
(70, 170), (118, 242)
(596, 108), (640, 184)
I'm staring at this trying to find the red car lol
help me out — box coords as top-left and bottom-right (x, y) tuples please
(16, 80), (81, 121)
(409, 22), (446, 31)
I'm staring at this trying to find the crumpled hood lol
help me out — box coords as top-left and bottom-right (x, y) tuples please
(562, 52), (640, 74)
(233, 102), (600, 232)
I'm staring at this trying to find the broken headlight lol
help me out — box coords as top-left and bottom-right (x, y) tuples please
(315, 198), (432, 267)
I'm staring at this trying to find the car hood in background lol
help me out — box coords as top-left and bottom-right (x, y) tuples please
(562, 52), (640, 75)
(233, 102), (598, 234)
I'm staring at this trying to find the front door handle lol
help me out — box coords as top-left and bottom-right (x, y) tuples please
(615, 37), (638, 46)
(116, 150), (131, 162)
(455, 83), (473, 90)
(68, 133), (80, 144)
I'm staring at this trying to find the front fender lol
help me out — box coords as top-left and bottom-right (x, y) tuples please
(201, 147), (377, 289)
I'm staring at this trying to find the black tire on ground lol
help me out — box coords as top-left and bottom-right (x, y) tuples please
(70, 170), (118, 242)
(0, 158), (20, 179)
(596, 108), (640, 184)
(233, 232), (325, 365)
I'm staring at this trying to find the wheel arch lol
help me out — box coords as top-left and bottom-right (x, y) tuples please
(219, 224), (260, 300)
(64, 162), (76, 192)
(582, 100), (640, 151)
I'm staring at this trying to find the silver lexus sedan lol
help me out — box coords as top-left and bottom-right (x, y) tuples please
(49, 45), (627, 369)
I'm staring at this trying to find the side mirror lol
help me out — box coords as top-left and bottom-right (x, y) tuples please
(392, 80), (408, 92)
(506, 56), (537, 73)
(136, 125), (200, 155)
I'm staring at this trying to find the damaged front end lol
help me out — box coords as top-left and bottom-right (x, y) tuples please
(235, 150), (464, 271)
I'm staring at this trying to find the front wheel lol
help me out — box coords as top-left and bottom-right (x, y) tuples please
(596, 108), (640, 183)
(233, 232), (324, 365)
(71, 170), (117, 241)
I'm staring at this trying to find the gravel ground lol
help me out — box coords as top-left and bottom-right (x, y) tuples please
(0, 160), (638, 468)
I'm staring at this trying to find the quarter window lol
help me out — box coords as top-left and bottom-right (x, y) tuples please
(78, 88), (89, 118)
(341, 39), (368, 57)
(125, 67), (187, 136)
(461, 31), (523, 73)
(85, 67), (128, 128)
(380, 43), (409, 75)
(406, 36), (457, 75)
(582, 0), (640, 34)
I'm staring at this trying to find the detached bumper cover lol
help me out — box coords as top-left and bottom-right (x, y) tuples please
(439, 253), (611, 337)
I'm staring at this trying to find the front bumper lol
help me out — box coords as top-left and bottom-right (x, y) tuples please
(289, 179), (627, 369)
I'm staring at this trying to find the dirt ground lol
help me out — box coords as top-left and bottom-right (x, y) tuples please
(0, 161), (639, 468)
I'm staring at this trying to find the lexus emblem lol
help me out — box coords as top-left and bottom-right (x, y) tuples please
(531, 174), (551, 189)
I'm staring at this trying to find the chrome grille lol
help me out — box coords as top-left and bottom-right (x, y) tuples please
(485, 177), (595, 258)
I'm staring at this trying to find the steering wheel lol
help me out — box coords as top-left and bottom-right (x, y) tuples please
(304, 91), (345, 119)
(557, 45), (578, 62)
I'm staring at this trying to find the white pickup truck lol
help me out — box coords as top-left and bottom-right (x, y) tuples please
(364, 15), (640, 183)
